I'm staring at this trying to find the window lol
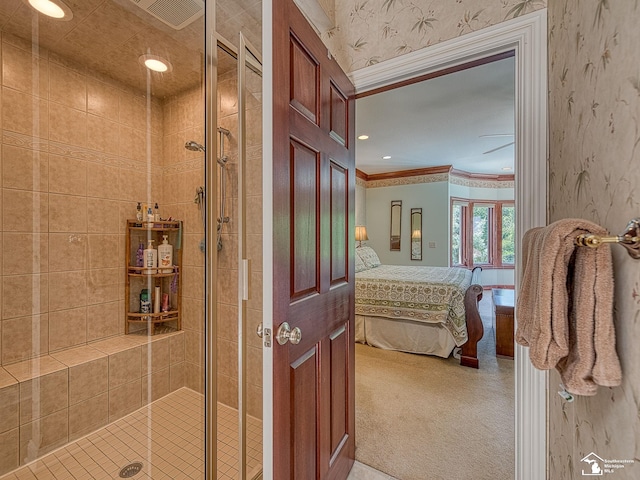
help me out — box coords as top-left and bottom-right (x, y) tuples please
(472, 204), (492, 264)
(501, 205), (515, 264)
(450, 198), (514, 268)
(451, 202), (465, 265)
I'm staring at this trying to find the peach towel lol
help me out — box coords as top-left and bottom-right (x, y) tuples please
(515, 219), (621, 396)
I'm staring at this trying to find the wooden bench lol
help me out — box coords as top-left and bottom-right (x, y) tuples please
(492, 288), (514, 358)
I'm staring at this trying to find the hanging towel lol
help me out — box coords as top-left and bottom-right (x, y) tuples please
(515, 218), (621, 396)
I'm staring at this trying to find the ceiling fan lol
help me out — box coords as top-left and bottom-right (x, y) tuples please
(480, 134), (514, 154)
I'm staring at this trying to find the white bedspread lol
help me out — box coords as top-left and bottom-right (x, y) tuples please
(355, 265), (472, 346)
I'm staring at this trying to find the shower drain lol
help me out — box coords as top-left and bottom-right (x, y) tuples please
(119, 462), (143, 478)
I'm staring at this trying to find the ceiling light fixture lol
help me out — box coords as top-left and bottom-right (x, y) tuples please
(502, 167), (513, 171)
(358, 135), (369, 140)
(139, 54), (173, 73)
(26, 0), (73, 20)
(382, 155), (391, 160)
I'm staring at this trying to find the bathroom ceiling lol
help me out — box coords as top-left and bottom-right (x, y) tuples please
(355, 56), (515, 176)
(0, 0), (261, 98)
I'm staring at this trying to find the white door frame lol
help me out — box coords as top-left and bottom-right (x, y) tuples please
(348, 10), (548, 480)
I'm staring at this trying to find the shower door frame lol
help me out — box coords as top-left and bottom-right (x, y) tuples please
(205, 1), (219, 479)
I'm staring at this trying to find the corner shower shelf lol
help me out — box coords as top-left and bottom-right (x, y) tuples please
(125, 219), (183, 335)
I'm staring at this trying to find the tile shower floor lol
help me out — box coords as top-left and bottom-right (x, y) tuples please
(0, 388), (263, 480)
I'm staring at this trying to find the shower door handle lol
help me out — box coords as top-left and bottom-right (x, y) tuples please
(276, 322), (302, 345)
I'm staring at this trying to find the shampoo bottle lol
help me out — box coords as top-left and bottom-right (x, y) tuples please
(154, 203), (160, 222)
(144, 239), (157, 274)
(158, 235), (173, 273)
(135, 241), (144, 273)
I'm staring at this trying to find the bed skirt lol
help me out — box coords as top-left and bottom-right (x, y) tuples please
(355, 314), (457, 358)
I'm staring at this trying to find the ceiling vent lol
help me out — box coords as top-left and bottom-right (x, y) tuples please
(129, 0), (204, 30)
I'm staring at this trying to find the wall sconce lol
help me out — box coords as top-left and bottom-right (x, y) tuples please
(355, 225), (369, 247)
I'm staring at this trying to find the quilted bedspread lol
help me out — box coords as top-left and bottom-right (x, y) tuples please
(355, 265), (472, 345)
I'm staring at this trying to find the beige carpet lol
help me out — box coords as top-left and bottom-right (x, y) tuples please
(354, 295), (515, 480)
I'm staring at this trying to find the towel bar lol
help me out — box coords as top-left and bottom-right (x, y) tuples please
(575, 218), (640, 259)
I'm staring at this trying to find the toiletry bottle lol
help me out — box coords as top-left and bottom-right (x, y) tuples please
(161, 293), (170, 312)
(140, 289), (151, 319)
(154, 203), (160, 221)
(135, 241), (144, 273)
(158, 235), (173, 273)
(144, 239), (157, 274)
(154, 286), (161, 314)
(136, 202), (143, 222)
(146, 206), (154, 223)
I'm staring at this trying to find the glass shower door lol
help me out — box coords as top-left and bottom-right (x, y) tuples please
(238, 33), (264, 479)
(0, 1), (208, 478)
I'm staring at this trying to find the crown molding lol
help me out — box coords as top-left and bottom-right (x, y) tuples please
(449, 168), (515, 182)
(356, 165), (515, 184)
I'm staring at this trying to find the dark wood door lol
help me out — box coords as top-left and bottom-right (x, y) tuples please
(272, 0), (355, 477)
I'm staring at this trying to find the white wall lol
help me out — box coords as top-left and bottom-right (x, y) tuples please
(449, 183), (514, 201)
(365, 181), (449, 267)
(359, 178), (516, 286)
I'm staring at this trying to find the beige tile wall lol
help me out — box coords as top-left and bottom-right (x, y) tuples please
(0, 32), (164, 366)
(161, 85), (206, 394)
(0, 332), (185, 475)
(0, 25), (262, 455)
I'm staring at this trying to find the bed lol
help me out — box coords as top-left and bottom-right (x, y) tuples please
(355, 246), (484, 368)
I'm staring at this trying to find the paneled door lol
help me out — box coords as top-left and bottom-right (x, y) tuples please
(271, 0), (356, 477)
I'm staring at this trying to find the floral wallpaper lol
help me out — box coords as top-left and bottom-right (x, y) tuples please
(328, 0), (638, 475)
(323, 0), (547, 72)
(548, 1), (640, 478)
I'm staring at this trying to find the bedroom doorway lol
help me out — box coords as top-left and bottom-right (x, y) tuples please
(353, 53), (517, 480)
(349, 10), (547, 480)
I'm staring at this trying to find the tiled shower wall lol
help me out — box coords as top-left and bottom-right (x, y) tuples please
(0, 27), (262, 416)
(161, 86), (206, 394)
(0, 31), (164, 365)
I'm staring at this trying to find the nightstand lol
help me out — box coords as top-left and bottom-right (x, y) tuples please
(492, 288), (514, 358)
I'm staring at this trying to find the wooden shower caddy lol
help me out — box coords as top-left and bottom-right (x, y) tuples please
(125, 220), (182, 335)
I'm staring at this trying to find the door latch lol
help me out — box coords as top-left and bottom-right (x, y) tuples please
(257, 323), (272, 348)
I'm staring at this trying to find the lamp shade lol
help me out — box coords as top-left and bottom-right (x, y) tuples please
(355, 225), (369, 242)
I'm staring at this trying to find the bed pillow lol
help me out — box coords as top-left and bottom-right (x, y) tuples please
(357, 245), (381, 268)
(355, 251), (368, 273)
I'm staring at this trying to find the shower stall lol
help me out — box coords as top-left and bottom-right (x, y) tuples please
(0, 1), (262, 479)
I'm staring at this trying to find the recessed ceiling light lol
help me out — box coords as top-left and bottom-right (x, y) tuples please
(26, 0), (73, 20)
(502, 167), (513, 171)
(139, 54), (173, 73)
(382, 155), (391, 160)
(358, 135), (369, 140)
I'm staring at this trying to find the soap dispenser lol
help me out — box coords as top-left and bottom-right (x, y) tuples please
(143, 239), (157, 274)
(158, 235), (173, 273)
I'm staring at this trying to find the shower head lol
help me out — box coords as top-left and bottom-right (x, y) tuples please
(185, 141), (205, 152)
